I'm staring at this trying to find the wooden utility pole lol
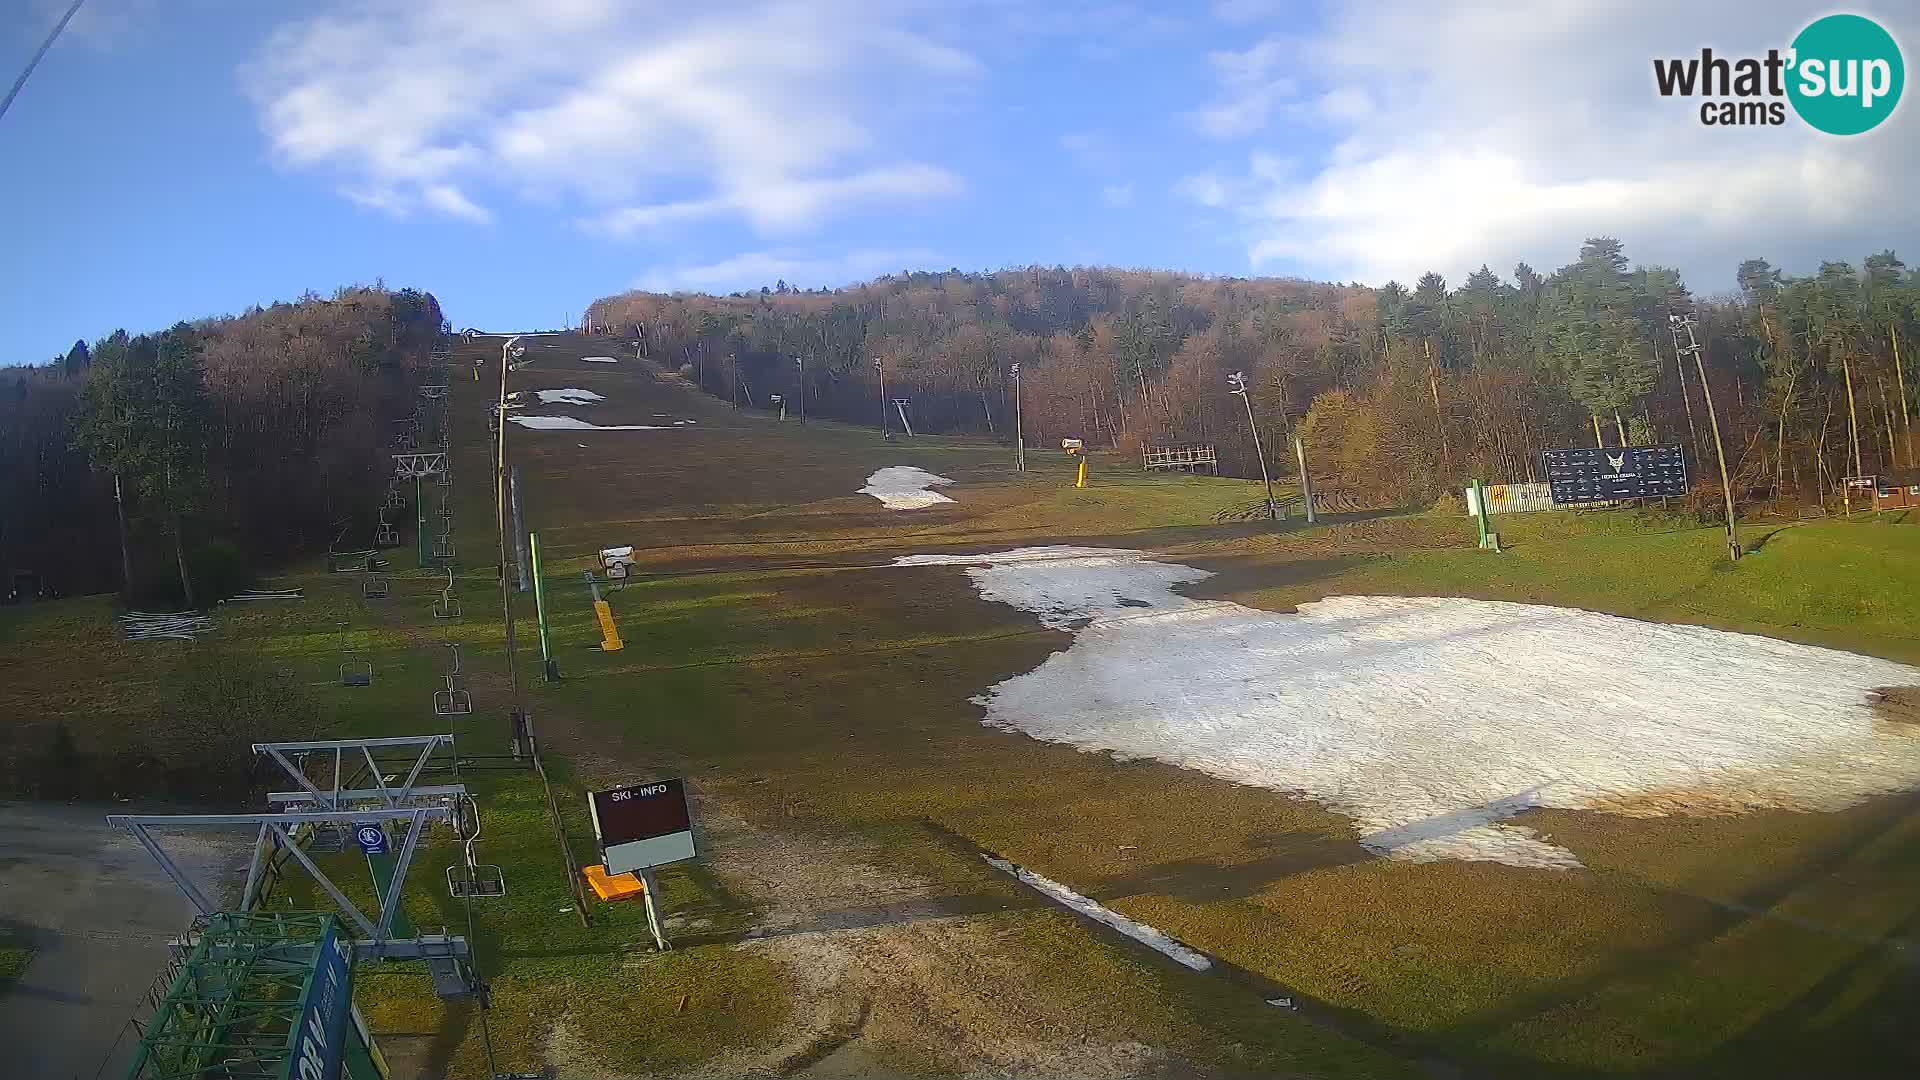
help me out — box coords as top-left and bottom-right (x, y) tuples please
(1670, 328), (1702, 462)
(1228, 371), (1276, 521)
(875, 357), (888, 434)
(1294, 434), (1317, 525)
(1673, 315), (1739, 562)
(113, 472), (135, 602)
(1893, 324), (1911, 466)
(1012, 363), (1025, 471)
(1842, 349), (1864, 479)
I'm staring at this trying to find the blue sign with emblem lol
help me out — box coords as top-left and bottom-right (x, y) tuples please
(284, 920), (354, 1080)
(355, 823), (388, 856)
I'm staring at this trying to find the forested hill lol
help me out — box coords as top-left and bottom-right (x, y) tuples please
(588, 242), (1916, 507)
(1, 287), (445, 604)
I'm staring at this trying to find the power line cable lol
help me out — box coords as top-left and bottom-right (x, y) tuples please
(1, 0), (85, 124)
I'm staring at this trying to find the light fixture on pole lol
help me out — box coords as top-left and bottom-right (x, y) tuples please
(1228, 371), (1278, 522)
(1010, 363), (1025, 472)
(874, 357), (887, 435)
(795, 356), (806, 424)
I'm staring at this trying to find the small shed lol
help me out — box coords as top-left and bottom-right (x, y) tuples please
(1873, 468), (1920, 510)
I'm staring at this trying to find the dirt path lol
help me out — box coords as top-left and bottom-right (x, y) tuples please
(540, 714), (1204, 1080)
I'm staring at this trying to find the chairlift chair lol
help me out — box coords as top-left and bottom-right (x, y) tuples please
(436, 469), (452, 487)
(432, 568), (461, 618)
(339, 660), (373, 687)
(445, 797), (505, 897)
(447, 863), (506, 898)
(432, 538), (456, 559)
(362, 573), (390, 600)
(307, 824), (350, 853)
(433, 683), (473, 716)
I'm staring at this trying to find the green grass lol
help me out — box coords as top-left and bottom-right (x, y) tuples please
(1214, 509), (1920, 663)
(0, 926), (30, 997)
(12, 333), (1920, 1077)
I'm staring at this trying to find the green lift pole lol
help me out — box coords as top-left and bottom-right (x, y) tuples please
(530, 530), (557, 681)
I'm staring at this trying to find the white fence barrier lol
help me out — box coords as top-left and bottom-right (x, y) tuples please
(1465, 482), (1559, 516)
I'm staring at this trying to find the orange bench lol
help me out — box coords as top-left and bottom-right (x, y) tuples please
(583, 863), (647, 902)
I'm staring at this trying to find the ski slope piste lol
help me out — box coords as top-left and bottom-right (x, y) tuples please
(896, 547), (1920, 869)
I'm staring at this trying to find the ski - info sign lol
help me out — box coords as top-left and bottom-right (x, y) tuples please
(589, 778), (697, 874)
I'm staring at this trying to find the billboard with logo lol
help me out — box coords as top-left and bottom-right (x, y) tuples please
(1541, 445), (1689, 505)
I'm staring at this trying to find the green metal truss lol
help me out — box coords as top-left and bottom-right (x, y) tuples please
(125, 911), (349, 1080)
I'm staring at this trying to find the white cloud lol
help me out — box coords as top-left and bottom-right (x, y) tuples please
(246, 1), (976, 229)
(634, 247), (944, 293)
(586, 165), (961, 236)
(422, 184), (493, 224)
(1190, 37), (1299, 138)
(1179, 1), (1920, 288)
(1173, 172), (1229, 208)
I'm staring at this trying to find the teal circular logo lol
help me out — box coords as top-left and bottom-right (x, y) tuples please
(1787, 14), (1904, 135)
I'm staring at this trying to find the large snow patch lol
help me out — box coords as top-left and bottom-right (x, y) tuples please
(509, 415), (669, 431)
(860, 466), (956, 510)
(535, 388), (604, 405)
(895, 546), (1920, 869)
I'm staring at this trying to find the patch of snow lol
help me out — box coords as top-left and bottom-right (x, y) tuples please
(860, 466), (956, 510)
(534, 388), (604, 405)
(508, 415), (670, 431)
(982, 856), (1212, 971)
(895, 546), (1920, 869)
(583, 356), (619, 363)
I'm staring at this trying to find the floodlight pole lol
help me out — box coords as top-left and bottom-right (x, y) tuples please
(875, 357), (887, 434)
(497, 336), (524, 695)
(1011, 363), (1025, 472)
(1671, 314), (1739, 562)
(795, 355), (806, 423)
(1229, 372), (1277, 521)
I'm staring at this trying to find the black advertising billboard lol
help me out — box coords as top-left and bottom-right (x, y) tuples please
(1541, 445), (1689, 505)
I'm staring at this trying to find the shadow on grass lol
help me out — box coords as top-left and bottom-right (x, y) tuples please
(1434, 789), (1920, 1076)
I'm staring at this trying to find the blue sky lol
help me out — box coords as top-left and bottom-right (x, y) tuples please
(4, 0), (1915, 364)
